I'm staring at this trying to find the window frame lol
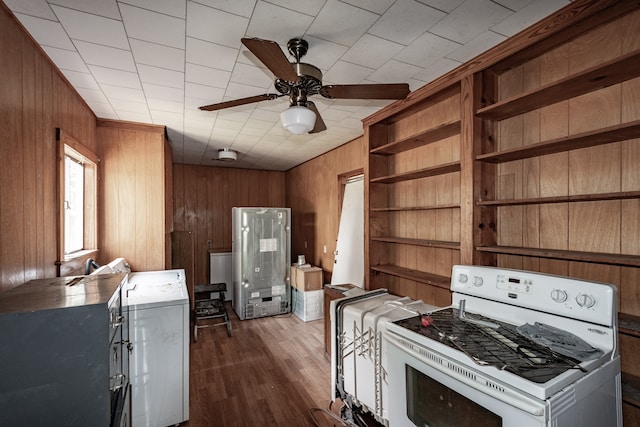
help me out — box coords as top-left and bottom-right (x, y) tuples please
(56, 128), (99, 275)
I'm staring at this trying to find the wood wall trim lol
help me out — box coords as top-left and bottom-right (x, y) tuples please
(363, 0), (638, 126)
(96, 118), (166, 134)
(56, 128), (99, 164)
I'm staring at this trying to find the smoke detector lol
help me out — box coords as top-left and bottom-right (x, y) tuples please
(217, 148), (237, 162)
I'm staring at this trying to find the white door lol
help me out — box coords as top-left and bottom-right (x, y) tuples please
(331, 175), (364, 288)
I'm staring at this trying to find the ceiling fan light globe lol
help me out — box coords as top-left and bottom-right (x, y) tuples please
(280, 106), (316, 134)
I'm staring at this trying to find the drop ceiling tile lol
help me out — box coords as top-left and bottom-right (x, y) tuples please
(77, 87), (109, 104)
(108, 98), (149, 113)
(138, 64), (184, 89)
(123, 0), (187, 19)
(394, 32), (461, 68)
(412, 57), (462, 83)
(343, 34), (404, 70)
(307, 0), (378, 46)
(120, 4), (185, 49)
(340, 0), (394, 14)
(186, 37), (238, 71)
(187, 2), (248, 48)
(118, 111), (153, 123)
(416, 0), (465, 13)
(185, 63), (231, 88)
(367, 59), (422, 83)
(224, 81), (267, 99)
(216, 110), (251, 122)
(97, 111), (120, 120)
(48, 0), (120, 19)
(492, 0), (570, 37)
(62, 70), (101, 90)
(230, 63), (273, 88)
(429, 0), (512, 44)
(297, 35), (348, 71)
(41, 46), (89, 72)
(73, 40), (136, 72)
(250, 109), (281, 122)
(266, 0), (326, 16)
(368, 0), (445, 45)
(50, 5), (128, 49)
(493, 0), (537, 10)
(89, 65), (142, 89)
(147, 98), (184, 113)
(185, 83), (225, 102)
(447, 31), (505, 63)
(245, 2), (314, 43)
(130, 39), (185, 71)
(88, 101), (116, 115)
(151, 110), (183, 126)
(4, 0), (56, 20)
(100, 84), (147, 103)
(14, 13), (75, 50)
(142, 82), (184, 103)
(190, 0), (257, 18)
(323, 61), (374, 85)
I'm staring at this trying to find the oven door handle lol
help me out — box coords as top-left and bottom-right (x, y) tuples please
(385, 332), (545, 417)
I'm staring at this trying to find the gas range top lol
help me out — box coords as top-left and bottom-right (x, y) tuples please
(393, 308), (585, 384)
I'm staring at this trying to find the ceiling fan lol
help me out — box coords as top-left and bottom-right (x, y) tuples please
(199, 37), (411, 134)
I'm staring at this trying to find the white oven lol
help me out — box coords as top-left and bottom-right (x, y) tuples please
(384, 265), (622, 427)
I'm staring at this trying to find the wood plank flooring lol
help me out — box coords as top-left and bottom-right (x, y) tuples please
(185, 305), (342, 426)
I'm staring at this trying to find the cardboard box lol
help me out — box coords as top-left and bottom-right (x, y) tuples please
(290, 265), (323, 291)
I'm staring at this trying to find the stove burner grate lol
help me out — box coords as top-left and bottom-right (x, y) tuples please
(394, 308), (585, 383)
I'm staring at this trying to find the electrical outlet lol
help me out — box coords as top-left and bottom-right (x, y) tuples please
(323, 245), (327, 254)
(304, 241), (307, 248)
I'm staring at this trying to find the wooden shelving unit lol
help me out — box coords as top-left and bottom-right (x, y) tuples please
(476, 49), (640, 121)
(362, 2), (640, 421)
(370, 161), (461, 184)
(369, 265), (450, 289)
(365, 88), (461, 302)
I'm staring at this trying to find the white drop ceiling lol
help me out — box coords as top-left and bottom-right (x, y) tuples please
(5, 0), (570, 171)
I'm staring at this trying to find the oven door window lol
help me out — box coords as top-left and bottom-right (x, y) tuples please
(406, 365), (502, 427)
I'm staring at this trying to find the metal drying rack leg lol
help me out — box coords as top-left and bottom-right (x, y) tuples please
(193, 282), (232, 342)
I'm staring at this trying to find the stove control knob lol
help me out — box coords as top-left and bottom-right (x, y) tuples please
(458, 273), (468, 284)
(551, 289), (568, 303)
(472, 276), (483, 287)
(576, 293), (596, 308)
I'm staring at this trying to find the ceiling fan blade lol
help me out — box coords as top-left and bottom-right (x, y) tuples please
(320, 83), (410, 100)
(199, 94), (281, 111)
(241, 37), (299, 82)
(306, 102), (327, 134)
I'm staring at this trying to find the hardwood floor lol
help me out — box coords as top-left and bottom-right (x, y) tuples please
(186, 304), (342, 426)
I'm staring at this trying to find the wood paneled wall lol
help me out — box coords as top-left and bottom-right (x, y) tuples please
(97, 120), (171, 272)
(0, 4), (97, 291)
(172, 165), (285, 286)
(286, 137), (365, 283)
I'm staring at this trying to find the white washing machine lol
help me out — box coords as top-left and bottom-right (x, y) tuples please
(125, 269), (190, 427)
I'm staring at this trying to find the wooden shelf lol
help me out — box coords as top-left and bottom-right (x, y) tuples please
(476, 49), (640, 121)
(371, 204), (460, 212)
(370, 265), (451, 289)
(372, 236), (460, 250)
(619, 313), (640, 338)
(370, 161), (461, 184)
(622, 373), (640, 409)
(477, 191), (640, 207)
(370, 121), (461, 155)
(476, 120), (640, 163)
(476, 246), (640, 267)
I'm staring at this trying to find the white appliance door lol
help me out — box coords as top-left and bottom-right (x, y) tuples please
(386, 332), (548, 427)
(131, 303), (189, 427)
(331, 175), (364, 288)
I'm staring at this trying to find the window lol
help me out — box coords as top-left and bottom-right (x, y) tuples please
(57, 129), (98, 265)
(64, 153), (84, 254)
